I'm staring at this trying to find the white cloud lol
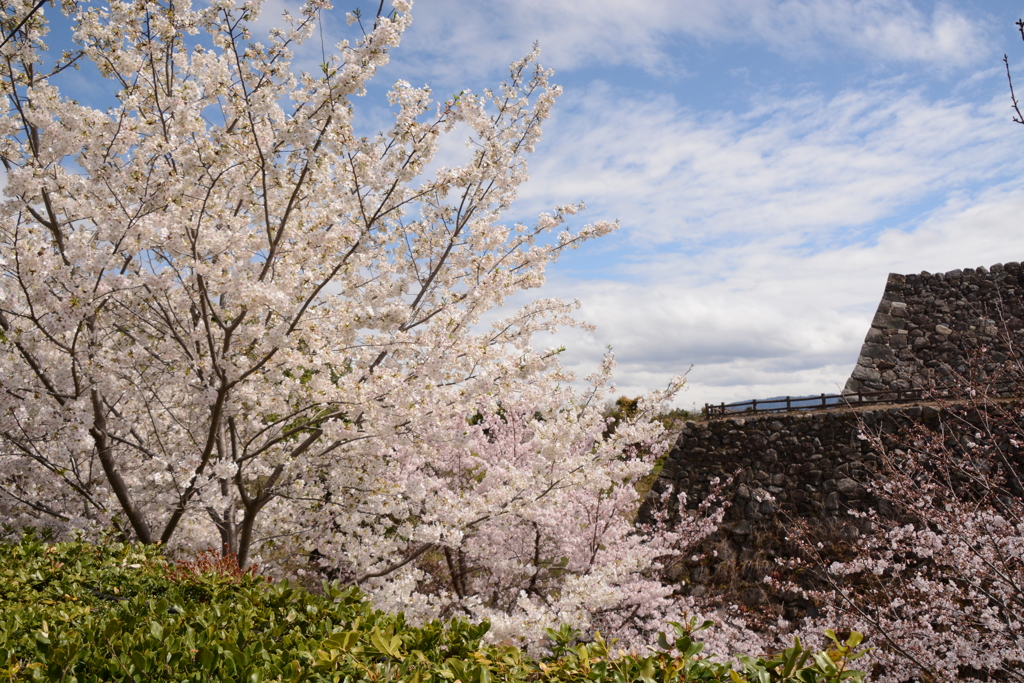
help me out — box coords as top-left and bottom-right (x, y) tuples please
(213, 0), (1024, 412)
(513, 81), (1023, 248)
(539, 185), (1024, 409)
(484, 75), (1024, 408)
(61, 0), (1006, 413)
(388, 0), (993, 85)
(747, 0), (992, 68)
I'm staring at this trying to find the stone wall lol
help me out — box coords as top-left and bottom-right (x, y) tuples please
(637, 406), (919, 606)
(640, 407), (916, 531)
(637, 402), (1021, 608)
(641, 260), (1024, 532)
(844, 261), (1024, 395)
(637, 260), (1024, 606)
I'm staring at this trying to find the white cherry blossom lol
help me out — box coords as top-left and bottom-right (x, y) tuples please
(0, 0), (715, 647)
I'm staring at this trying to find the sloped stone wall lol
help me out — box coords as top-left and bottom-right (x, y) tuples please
(641, 261), (1024, 533)
(844, 262), (1024, 395)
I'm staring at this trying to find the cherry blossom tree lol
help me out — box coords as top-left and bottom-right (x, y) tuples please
(0, 0), (713, 646)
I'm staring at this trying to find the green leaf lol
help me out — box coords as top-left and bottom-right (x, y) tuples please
(810, 651), (838, 675)
(130, 650), (148, 673)
(199, 647), (215, 671)
(638, 657), (655, 683)
(324, 630), (360, 651)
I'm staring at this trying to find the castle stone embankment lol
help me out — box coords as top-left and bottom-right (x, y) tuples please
(637, 406), (924, 606)
(638, 261), (1024, 604)
(639, 400), (1023, 607)
(640, 406), (929, 531)
(643, 260), (1024, 533)
(845, 262), (1024, 395)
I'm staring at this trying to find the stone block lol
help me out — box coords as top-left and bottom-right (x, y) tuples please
(836, 478), (858, 495)
(872, 312), (907, 330)
(862, 343), (896, 361)
(851, 364), (881, 382)
(865, 327), (885, 343)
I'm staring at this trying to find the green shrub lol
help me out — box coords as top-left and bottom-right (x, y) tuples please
(0, 536), (867, 682)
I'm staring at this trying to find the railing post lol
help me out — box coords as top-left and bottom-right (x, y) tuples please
(821, 393), (826, 408)
(752, 399), (757, 413)
(786, 396), (791, 411)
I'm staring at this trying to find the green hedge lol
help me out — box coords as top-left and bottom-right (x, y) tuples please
(0, 536), (867, 682)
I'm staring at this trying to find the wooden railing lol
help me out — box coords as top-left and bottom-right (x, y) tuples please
(703, 385), (1012, 418)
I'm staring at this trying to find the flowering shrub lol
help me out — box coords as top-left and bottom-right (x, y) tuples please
(307, 364), (725, 648)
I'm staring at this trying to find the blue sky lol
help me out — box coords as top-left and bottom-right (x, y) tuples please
(43, 0), (1024, 410)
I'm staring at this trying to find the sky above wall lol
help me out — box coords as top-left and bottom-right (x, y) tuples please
(44, 0), (1024, 411)
(378, 0), (1024, 411)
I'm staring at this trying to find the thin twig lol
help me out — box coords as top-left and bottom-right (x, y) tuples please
(1005, 54), (1024, 125)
